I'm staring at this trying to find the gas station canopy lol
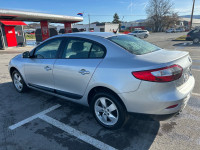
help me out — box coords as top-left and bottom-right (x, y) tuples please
(0, 9), (83, 49)
(0, 9), (83, 23)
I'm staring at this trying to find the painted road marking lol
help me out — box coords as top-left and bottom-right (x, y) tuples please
(9, 104), (117, 150)
(192, 66), (200, 70)
(192, 93), (200, 97)
(192, 69), (200, 72)
(9, 104), (61, 130)
(39, 114), (117, 150)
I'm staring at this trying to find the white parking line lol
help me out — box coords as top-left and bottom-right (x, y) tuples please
(192, 93), (200, 97)
(9, 104), (117, 150)
(9, 104), (61, 130)
(39, 114), (117, 150)
(192, 69), (200, 72)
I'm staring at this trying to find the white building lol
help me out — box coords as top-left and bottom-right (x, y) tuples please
(179, 17), (200, 28)
(72, 23), (119, 32)
(121, 20), (147, 30)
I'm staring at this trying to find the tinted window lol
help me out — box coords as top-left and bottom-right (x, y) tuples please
(108, 35), (160, 55)
(194, 29), (200, 33)
(34, 38), (62, 59)
(62, 39), (92, 59)
(62, 38), (106, 59)
(89, 44), (105, 58)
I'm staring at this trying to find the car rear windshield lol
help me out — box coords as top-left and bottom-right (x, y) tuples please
(107, 35), (160, 55)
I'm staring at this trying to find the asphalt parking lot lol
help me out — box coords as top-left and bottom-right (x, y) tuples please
(0, 32), (200, 150)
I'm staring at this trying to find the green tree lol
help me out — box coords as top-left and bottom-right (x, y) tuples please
(112, 13), (121, 23)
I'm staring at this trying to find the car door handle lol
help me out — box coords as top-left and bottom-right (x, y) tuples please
(79, 69), (90, 75)
(44, 66), (52, 71)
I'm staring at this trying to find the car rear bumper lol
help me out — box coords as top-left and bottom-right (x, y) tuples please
(118, 75), (195, 115)
(129, 111), (178, 121)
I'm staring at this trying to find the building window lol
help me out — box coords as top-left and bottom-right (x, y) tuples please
(89, 28), (94, 31)
(100, 28), (105, 32)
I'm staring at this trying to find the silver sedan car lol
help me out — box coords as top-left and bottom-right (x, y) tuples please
(9, 32), (195, 129)
(128, 30), (149, 38)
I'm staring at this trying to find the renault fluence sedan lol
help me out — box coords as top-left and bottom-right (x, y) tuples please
(9, 32), (195, 129)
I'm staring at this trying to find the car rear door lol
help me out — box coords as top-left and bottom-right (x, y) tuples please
(24, 37), (64, 91)
(53, 37), (106, 99)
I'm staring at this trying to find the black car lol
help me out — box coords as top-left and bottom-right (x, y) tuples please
(186, 29), (200, 44)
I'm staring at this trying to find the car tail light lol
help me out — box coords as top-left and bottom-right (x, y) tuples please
(132, 64), (183, 82)
(166, 104), (178, 109)
(187, 34), (191, 37)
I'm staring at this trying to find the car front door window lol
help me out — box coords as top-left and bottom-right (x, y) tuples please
(34, 38), (62, 59)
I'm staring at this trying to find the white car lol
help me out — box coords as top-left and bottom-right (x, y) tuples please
(166, 28), (176, 33)
(176, 28), (185, 32)
(128, 30), (149, 38)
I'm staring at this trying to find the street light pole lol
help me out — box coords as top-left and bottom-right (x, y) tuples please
(190, 0), (195, 30)
(88, 14), (90, 31)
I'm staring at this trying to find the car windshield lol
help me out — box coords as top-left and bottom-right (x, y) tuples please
(107, 35), (161, 55)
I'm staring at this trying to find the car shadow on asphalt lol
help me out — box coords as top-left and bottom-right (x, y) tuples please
(0, 82), (160, 150)
(173, 42), (200, 47)
(42, 94), (160, 150)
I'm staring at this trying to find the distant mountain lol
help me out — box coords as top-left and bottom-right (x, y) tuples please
(135, 19), (146, 23)
(180, 15), (200, 19)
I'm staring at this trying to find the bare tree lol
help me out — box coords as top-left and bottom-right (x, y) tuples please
(163, 12), (179, 29)
(146, 0), (175, 32)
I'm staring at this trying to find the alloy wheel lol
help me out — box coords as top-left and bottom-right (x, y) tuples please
(94, 97), (119, 126)
(13, 73), (23, 91)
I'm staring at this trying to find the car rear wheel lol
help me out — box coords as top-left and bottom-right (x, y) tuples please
(91, 92), (127, 129)
(144, 34), (148, 38)
(193, 38), (200, 44)
(12, 70), (28, 93)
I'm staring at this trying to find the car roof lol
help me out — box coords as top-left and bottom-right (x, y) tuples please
(56, 32), (117, 38)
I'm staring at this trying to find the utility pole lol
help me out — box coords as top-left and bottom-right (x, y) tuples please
(88, 14), (90, 31)
(190, 0), (195, 30)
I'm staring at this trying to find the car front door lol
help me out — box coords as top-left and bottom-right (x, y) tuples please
(24, 38), (63, 91)
(53, 37), (106, 99)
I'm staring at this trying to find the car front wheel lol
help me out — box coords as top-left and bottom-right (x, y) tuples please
(12, 70), (28, 93)
(193, 38), (200, 44)
(91, 92), (127, 129)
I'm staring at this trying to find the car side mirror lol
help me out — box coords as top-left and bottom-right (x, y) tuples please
(22, 51), (30, 58)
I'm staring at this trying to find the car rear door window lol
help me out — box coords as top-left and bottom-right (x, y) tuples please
(62, 39), (92, 59)
(89, 44), (105, 58)
(62, 38), (106, 59)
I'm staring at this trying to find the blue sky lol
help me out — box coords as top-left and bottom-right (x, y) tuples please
(0, 0), (199, 24)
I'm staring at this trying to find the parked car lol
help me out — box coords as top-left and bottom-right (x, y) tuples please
(59, 28), (80, 34)
(9, 32), (195, 129)
(186, 29), (200, 44)
(176, 28), (185, 32)
(128, 30), (149, 38)
(166, 28), (176, 33)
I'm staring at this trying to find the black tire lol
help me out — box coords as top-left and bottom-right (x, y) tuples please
(12, 70), (28, 93)
(144, 34), (148, 38)
(193, 38), (200, 44)
(90, 91), (128, 130)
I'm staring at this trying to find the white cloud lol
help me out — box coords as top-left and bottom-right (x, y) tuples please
(127, 1), (133, 10)
(174, 5), (200, 15)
